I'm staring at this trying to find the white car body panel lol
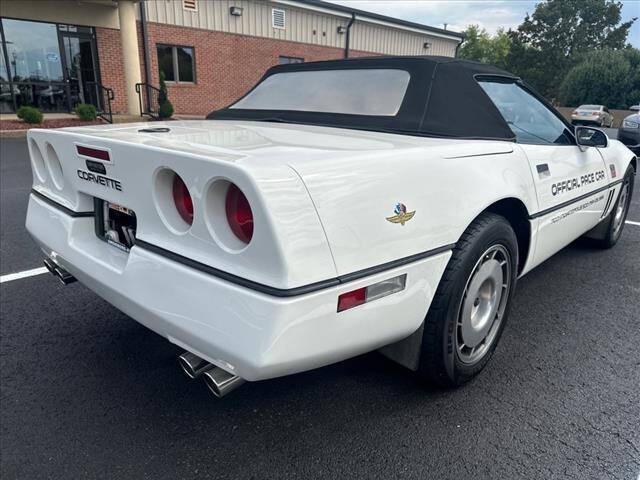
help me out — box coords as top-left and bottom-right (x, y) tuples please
(518, 143), (609, 270)
(27, 192), (450, 381)
(25, 120), (636, 381)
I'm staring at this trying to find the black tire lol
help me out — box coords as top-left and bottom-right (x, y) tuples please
(417, 212), (519, 387)
(590, 165), (635, 249)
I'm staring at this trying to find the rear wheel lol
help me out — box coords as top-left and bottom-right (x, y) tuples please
(590, 165), (635, 249)
(418, 213), (519, 387)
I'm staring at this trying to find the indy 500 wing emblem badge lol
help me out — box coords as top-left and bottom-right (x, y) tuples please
(386, 203), (416, 226)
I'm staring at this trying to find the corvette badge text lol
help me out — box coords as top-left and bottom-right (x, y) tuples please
(76, 170), (122, 191)
(551, 170), (605, 196)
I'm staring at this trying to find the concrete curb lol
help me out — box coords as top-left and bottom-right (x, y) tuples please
(0, 130), (29, 139)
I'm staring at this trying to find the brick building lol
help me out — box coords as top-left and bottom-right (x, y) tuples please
(0, 0), (464, 117)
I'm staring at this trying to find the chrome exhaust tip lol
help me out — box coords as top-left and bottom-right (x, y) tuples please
(202, 367), (246, 398)
(44, 258), (76, 285)
(178, 352), (212, 379)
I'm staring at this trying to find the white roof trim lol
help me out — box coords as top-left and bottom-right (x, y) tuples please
(272, 0), (463, 43)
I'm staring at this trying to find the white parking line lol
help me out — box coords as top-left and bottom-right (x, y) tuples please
(626, 220), (640, 226)
(0, 267), (48, 284)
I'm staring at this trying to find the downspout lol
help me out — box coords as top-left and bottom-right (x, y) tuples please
(344, 13), (356, 59)
(139, 0), (152, 110)
(455, 38), (464, 58)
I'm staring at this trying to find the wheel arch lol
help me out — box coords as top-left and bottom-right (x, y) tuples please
(378, 196), (533, 372)
(482, 197), (532, 275)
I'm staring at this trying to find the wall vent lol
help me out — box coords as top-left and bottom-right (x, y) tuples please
(183, 0), (197, 12)
(272, 8), (286, 29)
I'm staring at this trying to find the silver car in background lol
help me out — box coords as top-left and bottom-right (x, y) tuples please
(571, 104), (614, 127)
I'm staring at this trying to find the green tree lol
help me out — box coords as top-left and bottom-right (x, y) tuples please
(505, 0), (636, 100)
(458, 25), (512, 69)
(559, 48), (640, 109)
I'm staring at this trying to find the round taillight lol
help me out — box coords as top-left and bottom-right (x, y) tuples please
(225, 184), (253, 244)
(172, 174), (193, 225)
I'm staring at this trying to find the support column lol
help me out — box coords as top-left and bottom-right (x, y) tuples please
(117, 0), (142, 116)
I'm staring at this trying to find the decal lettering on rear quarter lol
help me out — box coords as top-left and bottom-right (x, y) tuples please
(77, 169), (122, 191)
(551, 170), (605, 196)
(386, 203), (416, 226)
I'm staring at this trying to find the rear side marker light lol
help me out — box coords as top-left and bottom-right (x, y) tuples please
(77, 145), (110, 162)
(337, 274), (407, 312)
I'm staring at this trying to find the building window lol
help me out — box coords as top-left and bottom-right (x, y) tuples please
(278, 56), (304, 65)
(157, 45), (195, 83)
(0, 17), (100, 113)
(272, 8), (286, 29)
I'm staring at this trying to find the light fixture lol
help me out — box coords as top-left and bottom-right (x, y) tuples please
(423, 41), (432, 50)
(337, 274), (407, 312)
(337, 26), (347, 34)
(229, 6), (243, 16)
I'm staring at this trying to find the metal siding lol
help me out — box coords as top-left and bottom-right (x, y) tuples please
(142, 0), (458, 56)
(352, 21), (458, 56)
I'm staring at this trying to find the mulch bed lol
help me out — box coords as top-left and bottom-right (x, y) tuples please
(0, 118), (105, 131)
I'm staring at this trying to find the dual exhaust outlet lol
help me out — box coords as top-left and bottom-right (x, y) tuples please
(44, 256), (243, 398)
(178, 351), (245, 398)
(44, 257), (76, 285)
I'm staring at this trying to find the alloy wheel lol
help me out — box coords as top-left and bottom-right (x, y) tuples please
(456, 244), (512, 365)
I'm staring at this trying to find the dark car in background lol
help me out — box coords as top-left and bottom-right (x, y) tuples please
(618, 106), (640, 154)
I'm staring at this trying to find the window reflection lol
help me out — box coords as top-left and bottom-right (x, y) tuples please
(3, 19), (64, 83)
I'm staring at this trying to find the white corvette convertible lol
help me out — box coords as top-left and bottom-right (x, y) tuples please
(26, 57), (635, 397)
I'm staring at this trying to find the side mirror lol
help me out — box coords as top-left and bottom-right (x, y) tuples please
(575, 126), (608, 148)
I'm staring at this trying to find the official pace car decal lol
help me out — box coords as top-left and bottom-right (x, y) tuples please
(386, 203), (416, 226)
(550, 170), (605, 196)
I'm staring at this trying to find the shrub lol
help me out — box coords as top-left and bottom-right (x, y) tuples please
(17, 106), (43, 124)
(157, 70), (173, 119)
(559, 49), (640, 109)
(158, 100), (174, 119)
(16, 106), (29, 120)
(75, 103), (97, 121)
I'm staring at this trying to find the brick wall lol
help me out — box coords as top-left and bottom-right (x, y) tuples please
(95, 22), (377, 116)
(95, 27), (130, 114)
(143, 22), (375, 116)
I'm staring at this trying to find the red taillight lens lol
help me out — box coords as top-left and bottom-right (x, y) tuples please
(225, 184), (253, 244)
(172, 174), (193, 225)
(337, 288), (367, 312)
(76, 145), (110, 161)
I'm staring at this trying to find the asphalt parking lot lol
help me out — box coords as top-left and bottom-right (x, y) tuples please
(1, 136), (639, 479)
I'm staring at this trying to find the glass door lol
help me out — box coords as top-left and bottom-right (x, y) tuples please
(60, 30), (99, 111)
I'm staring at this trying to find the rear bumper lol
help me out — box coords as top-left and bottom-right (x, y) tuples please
(571, 115), (601, 125)
(26, 193), (451, 381)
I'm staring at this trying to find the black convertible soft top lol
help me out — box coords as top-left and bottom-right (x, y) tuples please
(207, 56), (521, 141)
